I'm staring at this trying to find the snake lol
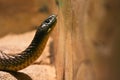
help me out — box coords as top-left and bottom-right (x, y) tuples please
(0, 14), (57, 71)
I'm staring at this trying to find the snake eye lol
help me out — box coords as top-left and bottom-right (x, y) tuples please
(45, 19), (50, 23)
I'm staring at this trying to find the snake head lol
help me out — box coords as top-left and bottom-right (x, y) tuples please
(38, 14), (57, 34)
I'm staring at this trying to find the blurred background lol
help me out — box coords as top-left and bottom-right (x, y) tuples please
(0, 0), (120, 80)
(0, 0), (57, 37)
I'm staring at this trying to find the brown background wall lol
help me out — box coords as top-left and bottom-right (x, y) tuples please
(0, 0), (56, 37)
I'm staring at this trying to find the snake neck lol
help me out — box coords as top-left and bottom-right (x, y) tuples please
(22, 29), (50, 56)
(0, 28), (50, 71)
(0, 14), (57, 71)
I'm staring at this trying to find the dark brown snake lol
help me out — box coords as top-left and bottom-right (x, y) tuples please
(0, 15), (57, 71)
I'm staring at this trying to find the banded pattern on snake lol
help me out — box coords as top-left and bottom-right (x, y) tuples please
(0, 15), (57, 71)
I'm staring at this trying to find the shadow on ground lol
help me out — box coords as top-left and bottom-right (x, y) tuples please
(9, 71), (32, 80)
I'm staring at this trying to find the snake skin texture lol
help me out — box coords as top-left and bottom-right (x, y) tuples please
(0, 15), (57, 71)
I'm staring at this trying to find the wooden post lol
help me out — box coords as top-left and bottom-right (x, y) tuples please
(53, 0), (95, 80)
(53, 0), (120, 80)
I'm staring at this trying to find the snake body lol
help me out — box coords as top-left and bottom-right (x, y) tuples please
(0, 15), (57, 71)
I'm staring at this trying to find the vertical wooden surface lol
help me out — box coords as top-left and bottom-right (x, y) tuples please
(53, 0), (95, 80)
(53, 0), (120, 80)
(85, 0), (120, 80)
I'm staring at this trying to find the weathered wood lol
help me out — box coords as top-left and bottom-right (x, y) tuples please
(53, 0), (120, 80)
(53, 0), (95, 80)
(85, 0), (120, 80)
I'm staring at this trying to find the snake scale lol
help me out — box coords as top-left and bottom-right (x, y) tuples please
(0, 15), (57, 71)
